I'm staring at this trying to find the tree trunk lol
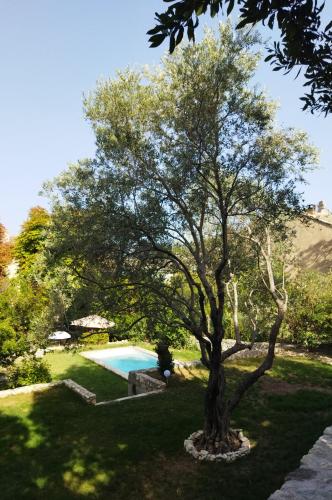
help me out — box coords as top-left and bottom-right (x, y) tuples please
(201, 349), (240, 453)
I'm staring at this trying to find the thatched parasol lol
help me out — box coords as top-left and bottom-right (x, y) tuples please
(70, 315), (115, 329)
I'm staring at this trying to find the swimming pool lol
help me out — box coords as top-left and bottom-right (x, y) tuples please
(81, 346), (158, 379)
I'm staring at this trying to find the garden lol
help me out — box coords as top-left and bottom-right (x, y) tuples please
(1, 354), (331, 499)
(1, 19), (332, 500)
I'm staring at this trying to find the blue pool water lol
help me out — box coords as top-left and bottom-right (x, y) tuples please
(95, 350), (158, 374)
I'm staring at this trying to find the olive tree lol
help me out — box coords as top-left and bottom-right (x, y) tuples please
(47, 25), (317, 453)
(148, 0), (332, 115)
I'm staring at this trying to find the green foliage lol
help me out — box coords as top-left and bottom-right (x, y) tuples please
(0, 272), (51, 354)
(145, 316), (192, 349)
(148, 1), (332, 115)
(14, 206), (50, 272)
(155, 341), (174, 376)
(0, 319), (27, 366)
(41, 25), (319, 441)
(0, 223), (12, 280)
(285, 271), (332, 348)
(80, 332), (110, 344)
(7, 358), (51, 388)
(46, 25), (316, 354)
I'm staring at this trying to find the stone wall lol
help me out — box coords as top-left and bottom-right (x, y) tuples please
(219, 340), (308, 361)
(0, 379), (96, 404)
(62, 379), (96, 404)
(128, 369), (166, 396)
(269, 426), (332, 499)
(221, 339), (268, 360)
(0, 381), (62, 398)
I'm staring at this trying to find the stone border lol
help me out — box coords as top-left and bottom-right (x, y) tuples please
(0, 376), (165, 407)
(269, 425), (332, 499)
(0, 379), (96, 404)
(174, 359), (202, 368)
(95, 389), (164, 406)
(62, 379), (96, 404)
(128, 369), (166, 396)
(184, 429), (251, 462)
(0, 381), (63, 398)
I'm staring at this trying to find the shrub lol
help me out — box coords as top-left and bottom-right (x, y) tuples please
(7, 358), (51, 389)
(144, 316), (192, 349)
(285, 271), (332, 349)
(79, 332), (110, 344)
(0, 319), (28, 366)
(155, 341), (174, 377)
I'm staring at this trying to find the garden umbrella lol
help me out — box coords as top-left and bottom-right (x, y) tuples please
(48, 331), (71, 340)
(70, 315), (115, 329)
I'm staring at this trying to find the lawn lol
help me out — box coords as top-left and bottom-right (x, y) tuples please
(1, 354), (332, 499)
(44, 350), (128, 402)
(44, 342), (201, 402)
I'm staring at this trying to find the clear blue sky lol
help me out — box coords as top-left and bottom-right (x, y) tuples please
(0, 1), (331, 235)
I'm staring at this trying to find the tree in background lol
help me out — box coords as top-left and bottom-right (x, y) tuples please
(46, 26), (317, 454)
(14, 206), (50, 272)
(0, 318), (28, 367)
(0, 208), (52, 364)
(285, 270), (332, 348)
(148, 0), (332, 114)
(0, 223), (12, 281)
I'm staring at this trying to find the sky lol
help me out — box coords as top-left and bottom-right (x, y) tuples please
(0, 1), (331, 236)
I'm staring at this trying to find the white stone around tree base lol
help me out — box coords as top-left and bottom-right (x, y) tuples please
(184, 429), (251, 462)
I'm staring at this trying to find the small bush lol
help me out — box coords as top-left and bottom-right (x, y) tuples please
(80, 332), (110, 344)
(285, 271), (332, 348)
(0, 319), (28, 366)
(155, 341), (174, 377)
(7, 358), (51, 389)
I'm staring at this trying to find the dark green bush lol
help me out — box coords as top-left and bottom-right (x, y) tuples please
(7, 358), (51, 388)
(79, 332), (110, 344)
(0, 319), (28, 366)
(285, 271), (332, 348)
(155, 341), (174, 377)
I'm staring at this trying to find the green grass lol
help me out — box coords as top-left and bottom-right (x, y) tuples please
(226, 355), (332, 388)
(44, 351), (128, 402)
(1, 355), (331, 499)
(44, 342), (200, 402)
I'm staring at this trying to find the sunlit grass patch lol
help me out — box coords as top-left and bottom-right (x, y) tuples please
(44, 350), (127, 401)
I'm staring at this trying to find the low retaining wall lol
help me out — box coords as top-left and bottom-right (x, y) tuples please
(128, 369), (166, 396)
(0, 380), (62, 398)
(62, 379), (96, 404)
(220, 340), (311, 361)
(96, 389), (164, 406)
(221, 340), (268, 360)
(269, 426), (332, 499)
(0, 379), (96, 405)
(0, 375), (165, 406)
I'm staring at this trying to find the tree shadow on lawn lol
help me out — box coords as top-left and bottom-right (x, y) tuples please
(1, 364), (332, 500)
